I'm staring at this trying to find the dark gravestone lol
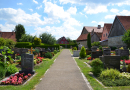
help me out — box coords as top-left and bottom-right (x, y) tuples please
(103, 49), (111, 55)
(91, 46), (98, 51)
(91, 51), (102, 59)
(19, 54), (35, 74)
(35, 47), (42, 51)
(100, 56), (120, 70)
(47, 48), (51, 52)
(115, 49), (129, 58)
(52, 47), (54, 52)
(20, 48), (28, 55)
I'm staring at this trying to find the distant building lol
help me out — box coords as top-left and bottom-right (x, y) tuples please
(0, 31), (16, 42)
(100, 23), (112, 46)
(57, 36), (69, 44)
(108, 15), (130, 48)
(76, 25), (103, 47)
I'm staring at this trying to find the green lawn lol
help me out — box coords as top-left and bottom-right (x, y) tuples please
(74, 58), (130, 90)
(0, 50), (62, 90)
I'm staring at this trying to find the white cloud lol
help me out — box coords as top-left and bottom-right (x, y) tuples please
(17, 3), (23, 5)
(79, 12), (84, 15)
(98, 21), (104, 26)
(29, 9), (33, 12)
(0, 8), (56, 26)
(120, 10), (130, 15)
(105, 15), (115, 19)
(0, 24), (15, 32)
(67, 6), (77, 15)
(84, 4), (108, 14)
(36, 5), (42, 9)
(116, 1), (130, 6)
(32, 25), (81, 40)
(110, 9), (119, 13)
(33, 0), (38, 4)
(91, 21), (97, 23)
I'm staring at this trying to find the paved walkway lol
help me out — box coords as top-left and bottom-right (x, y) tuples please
(35, 49), (92, 90)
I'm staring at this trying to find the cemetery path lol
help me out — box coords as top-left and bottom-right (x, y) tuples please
(35, 49), (92, 90)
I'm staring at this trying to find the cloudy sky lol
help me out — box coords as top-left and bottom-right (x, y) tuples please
(0, 0), (130, 40)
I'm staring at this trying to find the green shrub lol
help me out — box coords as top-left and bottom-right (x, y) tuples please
(34, 37), (41, 45)
(111, 47), (117, 50)
(6, 64), (18, 76)
(33, 49), (39, 55)
(99, 46), (102, 51)
(87, 55), (91, 58)
(0, 38), (6, 46)
(16, 56), (21, 60)
(90, 58), (103, 76)
(45, 52), (53, 59)
(99, 68), (120, 80)
(73, 47), (77, 50)
(0, 62), (6, 80)
(127, 64), (130, 73)
(91, 41), (100, 46)
(34, 60), (37, 65)
(54, 50), (57, 54)
(5, 39), (16, 49)
(79, 46), (86, 58)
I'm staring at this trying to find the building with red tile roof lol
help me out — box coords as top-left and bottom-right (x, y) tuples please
(0, 31), (16, 42)
(108, 15), (130, 48)
(56, 36), (69, 44)
(77, 25), (103, 47)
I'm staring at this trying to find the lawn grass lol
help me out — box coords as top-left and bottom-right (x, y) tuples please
(74, 58), (130, 90)
(0, 50), (62, 90)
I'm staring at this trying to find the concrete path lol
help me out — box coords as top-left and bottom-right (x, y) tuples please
(35, 49), (92, 90)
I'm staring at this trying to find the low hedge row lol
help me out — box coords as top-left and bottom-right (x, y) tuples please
(59, 44), (78, 48)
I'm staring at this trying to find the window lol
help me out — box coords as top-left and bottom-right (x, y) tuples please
(106, 33), (107, 36)
(61, 41), (63, 44)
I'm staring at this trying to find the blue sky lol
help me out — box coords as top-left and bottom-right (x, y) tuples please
(0, 0), (130, 40)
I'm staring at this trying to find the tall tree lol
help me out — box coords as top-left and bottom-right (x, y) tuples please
(39, 32), (56, 45)
(87, 33), (91, 50)
(14, 24), (25, 42)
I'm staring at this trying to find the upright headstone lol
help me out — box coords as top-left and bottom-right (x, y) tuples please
(115, 49), (129, 58)
(52, 47), (54, 52)
(19, 54), (35, 74)
(103, 49), (111, 56)
(91, 51), (102, 59)
(99, 55), (120, 70)
(78, 44), (83, 50)
(91, 46), (98, 51)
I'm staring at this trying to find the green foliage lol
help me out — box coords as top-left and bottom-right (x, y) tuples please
(99, 68), (120, 80)
(87, 33), (91, 50)
(45, 52), (53, 59)
(90, 58), (103, 76)
(34, 60), (37, 65)
(5, 39), (16, 49)
(34, 37), (41, 45)
(19, 34), (36, 43)
(79, 46), (86, 58)
(0, 62), (6, 80)
(121, 56), (129, 60)
(16, 56), (21, 60)
(87, 55), (91, 58)
(33, 49), (39, 55)
(73, 47), (77, 50)
(6, 64), (18, 76)
(99, 77), (130, 86)
(122, 30), (130, 48)
(99, 46), (102, 51)
(0, 37), (6, 46)
(110, 46), (117, 50)
(54, 50), (57, 54)
(66, 37), (77, 44)
(39, 33), (56, 45)
(91, 41), (100, 46)
(14, 24), (25, 42)
(15, 42), (31, 48)
(59, 44), (78, 48)
(127, 64), (130, 73)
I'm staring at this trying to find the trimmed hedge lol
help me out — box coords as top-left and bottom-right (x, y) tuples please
(59, 44), (78, 48)
(15, 42), (60, 50)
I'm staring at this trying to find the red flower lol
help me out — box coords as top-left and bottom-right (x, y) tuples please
(87, 57), (91, 60)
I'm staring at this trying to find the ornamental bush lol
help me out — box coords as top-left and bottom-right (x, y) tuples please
(90, 58), (103, 76)
(91, 41), (100, 46)
(45, 52), (53, 59)
(87, 33), (91, 50)
(79, 46), (86, 58)
(6, 64), (18, 76)
(54, 50), (57, 54)
(5, 39), (16, 49)
(34, 37), (41, 45)
(73, 47), (77, 50)
(0, 38), (6, 46)
(33, 49), (39, 55)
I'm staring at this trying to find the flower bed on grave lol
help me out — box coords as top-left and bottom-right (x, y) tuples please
(120, 60), (130, 65)
(0, 72), (33, 85)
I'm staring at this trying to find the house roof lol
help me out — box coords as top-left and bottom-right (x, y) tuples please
(84, 26), (103, 33)
(0, 32), (16, 41)
(104, 23), (112, 33)
(56, 36), (68, 44)
(77, 33), (89, 41)
(117, 16), (130, 30)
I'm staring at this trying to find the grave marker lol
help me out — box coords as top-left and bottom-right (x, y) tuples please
(28, 47), (35, 54)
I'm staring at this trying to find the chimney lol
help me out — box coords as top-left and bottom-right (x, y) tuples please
(97, 25), (101, 29)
